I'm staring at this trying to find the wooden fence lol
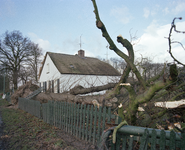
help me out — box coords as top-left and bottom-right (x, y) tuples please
(18, 98), (41, 119)
(18, 98), (185, 149)
(18, 98), (119, 145)
(98, 125), (185, 150)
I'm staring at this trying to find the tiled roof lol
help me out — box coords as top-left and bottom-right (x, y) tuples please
(39, 51), (121, 77)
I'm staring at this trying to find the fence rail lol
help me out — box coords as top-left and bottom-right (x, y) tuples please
(25, 87), (43, 99)
(98, 125), (185, 150)
(18, 97), (118, 145)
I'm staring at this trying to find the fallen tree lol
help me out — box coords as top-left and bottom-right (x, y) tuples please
(9, 81), (119, 108)
(91, 0), (185, 126)
(10, 81), (39, 104)
(34, 92), (118, 108)
(69, 83), (117, 95)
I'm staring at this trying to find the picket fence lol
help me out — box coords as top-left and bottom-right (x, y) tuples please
(18, 98), (185, 149)
(98, 125), (185, 150)
(18, 97), (119, 145)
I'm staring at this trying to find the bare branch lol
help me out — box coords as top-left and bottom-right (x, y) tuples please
(168, 17), (185, 66)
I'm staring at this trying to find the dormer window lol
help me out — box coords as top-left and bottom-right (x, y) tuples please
(69, 64), (74, 68)
(47, 63), (49, 74)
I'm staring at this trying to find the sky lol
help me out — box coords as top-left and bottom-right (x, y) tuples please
(0, 0), (185, 64)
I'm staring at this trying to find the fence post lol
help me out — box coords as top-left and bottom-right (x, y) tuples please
(181, 132), (185, 149)
(85, 105), (90, 141)
(79, 104), (83, 139)
(97, 106), (102, 142)
(89, 105), (93, 143)
(76, 104), (80, 137)
(93, 106), (98, 145)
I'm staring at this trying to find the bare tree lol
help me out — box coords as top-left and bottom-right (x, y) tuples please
(28, 42), (43, 83)
(168, 17), (185, 67)
(0, 30), (38, 90)
(19, 66), (33, 85)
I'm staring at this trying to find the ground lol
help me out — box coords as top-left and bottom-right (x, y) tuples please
(0, 99), (96, 150)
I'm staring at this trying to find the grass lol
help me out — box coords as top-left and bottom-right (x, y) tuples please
(0, 98), (74, 150)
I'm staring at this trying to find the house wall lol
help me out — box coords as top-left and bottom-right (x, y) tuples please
(39, 54), (61, 91)
(40, 73), (120, 95)
(58, 74), (120, 94)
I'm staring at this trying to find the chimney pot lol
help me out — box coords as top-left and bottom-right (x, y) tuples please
(78, 50), (85, 57)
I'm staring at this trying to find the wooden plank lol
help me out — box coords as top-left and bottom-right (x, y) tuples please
(102, 107), (106, 133)
(49, 101), (51, 125)
(59, 102), (62, 129)
(128, 135), (134, 150)
(93, 106), (97, 145)
(41, 103), (44, 122)
(111, 140), (115, 150)
(139, 129), (149, 150)
(51, 101), (54, 125)
(44, 103), (46, 124)
(46, 102), (49, 124)
(55, 101), (57, 127)
(151, 129), (157, 150)
(82, 104), (86, 140)
(55, 102), (57, 126)
(52, 80), (54, 93)
(64, 102), (66, 130)
(79, 104), (83, 139)
(68, 103), (71, 133)
(76, 104), (80, 137)
(181, 132), (185, 149)
(107, 107), (111, 123)
(169, 130), (176, 150)
(73, 103), (76, 136)
(57, 101), (59, 128)
(51, 101), (53, 125)
(62, 102), (65, 129)
(71, 103), (74, 134)
(66, 102), (69, 132)
(85, 105), (90, 141)
(53, 101), (56, 127)
(46, 101), (49, 124)
(89, 105), (93, 143)
(97, 106), (102, 142)
(121, 135), (127, 150)
(116, 133), (121, 150)
(57, 79), (60, 93)
(159, 130), (166, 150)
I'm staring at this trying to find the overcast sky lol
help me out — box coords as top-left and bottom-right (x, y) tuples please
(0, 0), (185, 64)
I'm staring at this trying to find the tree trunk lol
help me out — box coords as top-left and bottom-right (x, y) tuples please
(69, 83), (117, 95)
(13, 71), (18, 90)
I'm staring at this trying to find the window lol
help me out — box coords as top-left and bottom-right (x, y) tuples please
(47, 63), (49, 74)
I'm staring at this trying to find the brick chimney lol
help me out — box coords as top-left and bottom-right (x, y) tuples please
(78, 50), (85, 57)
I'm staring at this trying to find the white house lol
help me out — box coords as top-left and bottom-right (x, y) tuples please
(39, 50), (121, 94)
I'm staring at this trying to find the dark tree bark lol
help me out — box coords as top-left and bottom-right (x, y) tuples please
(168, 17), (185, 67)
(28, 43), (43, 83)
(69, 83), (117, 95)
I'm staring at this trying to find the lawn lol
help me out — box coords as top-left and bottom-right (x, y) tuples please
(0, 98), (93, 150)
